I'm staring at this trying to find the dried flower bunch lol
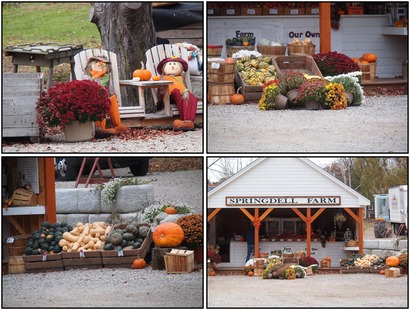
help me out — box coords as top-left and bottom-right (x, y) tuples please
(313, 51), (361, 76)
(176, 214), (203, 248)
(334, 212), (347, 222)
(258, 80), (281, 110)
(36, 80), (110, 129)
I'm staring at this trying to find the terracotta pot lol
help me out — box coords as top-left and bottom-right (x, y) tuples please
(286, 89), (299, 106)
(275, 94), (288, 110)
(64, 120), (95, 142)
(344, 92), (354, 106)
(305, 101), (322, 110)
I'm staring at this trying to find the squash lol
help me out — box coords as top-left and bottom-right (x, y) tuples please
(138, 226), (150, 239)
(126, 224), (139, 235)
(165, 207), (177, 215)
(209, 271), (216, 276)
(90, 227), (106, 237)
(366, 53), (377, 63)
(133, 258), (147, 269)
(248, 271), (254, 277)
(110, 232), (123, 246)
(133, 61), (152, 81)
(231, 87), (245, 105)
(153, 222), (185, 247)
(123, 232), (135, 241)
(352, 57), (360, 63)
(152, 75), (161, 81)
(379, 269), (385, 275)
(104, 242), (115, 251)
(63, 232), (79, 243)
(385, 256), (400, 267)
(225, 57), (235, 64)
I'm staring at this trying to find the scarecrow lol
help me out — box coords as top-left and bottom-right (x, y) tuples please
(157, 57), (198, 130)
(83, 56), (126, 136)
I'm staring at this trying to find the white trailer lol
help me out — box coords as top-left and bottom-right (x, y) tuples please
(388, 185), (408, 235)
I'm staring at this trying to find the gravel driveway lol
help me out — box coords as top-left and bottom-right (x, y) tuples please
(207, 95), (408, 153)
(3, 268), (203, 308)
(208, 273), (408, 308)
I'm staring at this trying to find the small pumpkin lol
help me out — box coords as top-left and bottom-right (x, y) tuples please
(360, 60), (369, 65)
(366, 53), (377, 63)
(225, 57), (235, 63)
(209, 271), (216, 276)
(379, 269), (385, 275)
(352, 57), (360, 63)
(243, 41), (250, 47)
(326, 257), (331, 261)
(231, 87), (245, 105)
(165, 206), (177, 215)
(248, 271), (254, 277)
(133, 258), (147, 269)
(385, 256), (400, 267)
(133, 61), (152, 81)
(152, 75), (161, 81)
(153, 222), (185, 247)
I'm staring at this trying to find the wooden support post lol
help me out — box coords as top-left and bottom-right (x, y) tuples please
(319, 2), (331, 53)
(207, 208), (221, 222)
(254, 208), (259, 259)
(44, 158), (56, 223)
(306, 208), (311, 256)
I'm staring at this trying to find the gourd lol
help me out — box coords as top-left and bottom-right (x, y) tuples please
(104, 242), (115, 251)
(133, 258), (147, 269)
(126, 224), (139, 235)
(123, 232), (135, 241)
(153, 222), (185, 247)
(63, 232), (79, 243)
(138, 226), (150, 238)
(133, 61), (152, 81)
(248, 271), (254, 277)
(231, 87), (245, 105)
(110, 232), (123, 246)
(385, 256), (400, 267)
(165, 207), (177, 215)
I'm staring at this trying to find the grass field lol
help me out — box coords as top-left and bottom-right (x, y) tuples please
(2, 3), (101, 79)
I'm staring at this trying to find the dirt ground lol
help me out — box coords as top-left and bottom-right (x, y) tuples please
(207, 273), (408, 308)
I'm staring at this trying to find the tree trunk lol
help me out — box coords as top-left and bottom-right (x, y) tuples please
(90, 3), (157, 108)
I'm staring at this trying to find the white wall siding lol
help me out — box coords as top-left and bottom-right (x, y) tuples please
(208, 158), (363, 209)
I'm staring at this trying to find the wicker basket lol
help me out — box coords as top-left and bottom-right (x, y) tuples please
(257, 45), (286, 55)
(287, 44), (316, 55)
(208, 45), (223, 57)
(346, 240), (359, 247)
(11, 188), (34, 206)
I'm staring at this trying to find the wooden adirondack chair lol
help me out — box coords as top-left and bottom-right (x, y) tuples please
(145, 44), (203, 117)
(73, 48), (145, 119)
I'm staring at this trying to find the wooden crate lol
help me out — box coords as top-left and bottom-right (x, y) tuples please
(62, 251), (103, 270)
(369, 266), (386, 273)
(2, 73), (43, 142)
(262, 7), (284, 15)
(257, 45), (286, 56)
(240, 7), (262, 16)
(354, 266), (370, 273)
(320, 259), (331, 268)
(234, 71), (263, 101)
(6, 234), (31, 257)
(220, 6), (240, 16)
(23, 253), (64, 273)
(101, 223), (152, 268)
(227, 46), (255, 58)
(305, 7), (320, 15)
(11, 188), (35, 206)
(340, 266), (356, 274)
(284, 8), (305, 15)
(271, 55), (323, 77)
(385, 268), (401, 278)
(164, 249), (194, 273)
(283, 257), (298, 266)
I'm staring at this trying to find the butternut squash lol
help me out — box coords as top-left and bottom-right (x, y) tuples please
(77, 234), (85, 245)
(59, 239), (70, 247)
(82, 223), (92, 235)
(83, 235), (91, 244)
(94, 240), (102, 250)
(92, 222), (106, 229)
(76, 222), (84, 227)
(63, 245), (68, 252)
(63, 232), (79, 242)
(71, 242), (80, 251)
(90, 227), (106, 237)
(83, 240), (95, 250)
(105, 225), (112, 236)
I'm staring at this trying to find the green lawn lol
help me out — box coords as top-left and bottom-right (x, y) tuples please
(2, 3), (101, 48)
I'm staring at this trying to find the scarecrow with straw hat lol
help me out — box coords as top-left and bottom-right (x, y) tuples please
(157, 56), (198, 130)
(83, 55), (127, 136)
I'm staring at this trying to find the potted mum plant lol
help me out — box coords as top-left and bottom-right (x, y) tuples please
(176, 214), (203, 263)
(36, 80), (110, 142)
(276, 71), (307, 106)
(295, 79), (327, 109)
(326, 72), (364, 106)
(312, 51), (360, 76)
(323, 82), (348, 110)
(258, 79), (287, 110)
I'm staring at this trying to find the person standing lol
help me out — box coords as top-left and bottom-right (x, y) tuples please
(245, 224), (255, 262)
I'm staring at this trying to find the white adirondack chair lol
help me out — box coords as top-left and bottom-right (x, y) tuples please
(145, 44), (203, 116)
(73, 48), (145, 118)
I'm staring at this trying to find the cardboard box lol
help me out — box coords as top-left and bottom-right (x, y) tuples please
(164, 249), (194, 273)
(385, 268), (401, 278)
(284, 8), (305, 15)
(262, 7), (284, 15)
(240, 7), (262, 16)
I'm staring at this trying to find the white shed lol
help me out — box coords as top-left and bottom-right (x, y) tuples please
(207, 158), (370, 268)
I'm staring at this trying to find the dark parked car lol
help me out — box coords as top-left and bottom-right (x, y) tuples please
(55, 157), (150, 181)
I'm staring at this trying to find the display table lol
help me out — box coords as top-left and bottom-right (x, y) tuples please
(218, 241), (348, 268)
(3, 206), (46, 235)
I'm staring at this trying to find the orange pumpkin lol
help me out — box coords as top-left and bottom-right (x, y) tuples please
(248, 271), (254, 277)
(165, 206), (177, 215)
(231, 87), (245, 105)
(352, 57), (360, 63)
(379, 269), (385, 275)
(326, 257), (331, 261)
(365, 53), (377, 63)
(361, 54), (369, 62)
(152, 75), (161, 81)
(133, 258), (147, 269)
(133, 61), (152, 81)
(360, 60), (369, 65)
(225, 57), (235, 63)
(209, 271), (216, 276)
(385, 256), (400, 267)
(153, 222), (185, 247)
(243, 42), (250, 47)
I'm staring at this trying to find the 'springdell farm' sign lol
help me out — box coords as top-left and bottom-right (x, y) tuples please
(225, 196), (341, 206)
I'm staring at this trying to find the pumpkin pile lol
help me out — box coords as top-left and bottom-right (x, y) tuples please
(235, 55), (277, 86)
(104, 223), (150, 251)
(24, 221), (72, 255)
(352, 53), (377, 65)
(59, 221), (111, 252)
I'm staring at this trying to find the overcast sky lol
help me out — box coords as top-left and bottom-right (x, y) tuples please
(207, 157), (336, 183)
